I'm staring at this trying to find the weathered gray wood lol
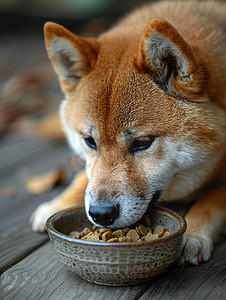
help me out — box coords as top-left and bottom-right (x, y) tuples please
(0, 141), (74, 225)
(0, 132), (80, 273)
(0, 187), (64, 234)
(0, 242), (150, 300)
(0, 223), (48, 273)
(0, 134), (73, 180)
(139, 235), (226, 300)
(1, 237), (226, 300)
(0, 133), (53, 172)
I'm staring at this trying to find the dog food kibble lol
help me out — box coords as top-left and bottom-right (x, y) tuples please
(112, 229), (125, 238)
(69, 214), (171, 242)
(102, 231), (113, 242)
(80, 227), (91, 237)
(69, 231), (80, 239)
(145, 232), (159, 240)
(107, 237), (118, 243)
(126, 229), (140, 242)
(153, 225), (165, 237)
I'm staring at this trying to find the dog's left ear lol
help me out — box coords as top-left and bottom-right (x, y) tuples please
(44, 22), (99, 95)
(138, 19), (206, 101)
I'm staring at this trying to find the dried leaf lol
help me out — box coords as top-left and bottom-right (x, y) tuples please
(9, 114), (65, 140)
(0, 73), (47, 124)
(0, 61), (56, 129)
(33, 113), (65, 140)
(0, 185), (17, 198)
(25, 168), (64, 194)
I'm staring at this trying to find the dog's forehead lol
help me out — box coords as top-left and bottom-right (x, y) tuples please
(80, 73), (152, 138)
(67, 67), (180, 140)
(65, 40), (186, 142)
(85, 70), (156, 116)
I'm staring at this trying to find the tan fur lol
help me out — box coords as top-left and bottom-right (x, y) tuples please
(31, 0), (226, 265)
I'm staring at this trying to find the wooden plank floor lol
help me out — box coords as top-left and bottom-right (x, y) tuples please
(0, 132), (226, 300)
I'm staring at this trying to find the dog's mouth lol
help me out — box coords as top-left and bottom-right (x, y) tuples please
(87, 190), (162, 228)
(150, 190), (162, 206)
(138, 190), (162, 220)
(119, 190), (162, 228)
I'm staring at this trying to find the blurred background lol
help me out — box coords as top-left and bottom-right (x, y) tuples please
(0, 0), (150, 137)
(0, 0), (151, 229)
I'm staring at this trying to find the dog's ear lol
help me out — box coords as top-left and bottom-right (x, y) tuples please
(44, 22), (99, 95)
(138, 18), (206, 101)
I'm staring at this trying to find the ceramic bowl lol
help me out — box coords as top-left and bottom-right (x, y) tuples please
(46, 205), (186, 286)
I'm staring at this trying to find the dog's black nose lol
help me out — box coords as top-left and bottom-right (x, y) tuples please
(89, 203), (119, 226)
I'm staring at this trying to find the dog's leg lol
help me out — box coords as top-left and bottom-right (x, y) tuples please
(181, 183), (226, 265)
(30, 170), (88, 232)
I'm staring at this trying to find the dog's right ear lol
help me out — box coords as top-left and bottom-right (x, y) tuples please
(44, 22), (99, 95)
(138, 19), (206, 101)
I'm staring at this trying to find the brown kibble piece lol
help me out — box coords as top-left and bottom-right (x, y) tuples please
(80, 227), (91, 238)
(118, 237), (132, 242)
(86, 233), (100, 241)
(153, 226), (165, 237)
(122, 227), (130, 234)
(112, 229), (125, 238)
(94, 229), (101, 235)
(138, 224), (150, 236)
(99, 228), (112, 234)
(92, 225), (98, 231)
(145, 232), (159, 240)
(102, 231), (113, 242)
(126, 229), (140, 242)
(81, 232), (93, 240)
(69, 231), (80, 239)
(135, 226), (141, 235)
(107, 238), (118, 243)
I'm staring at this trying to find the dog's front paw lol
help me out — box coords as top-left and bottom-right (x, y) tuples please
(180, 234), (213, 265)
(30, 202), (58, 232)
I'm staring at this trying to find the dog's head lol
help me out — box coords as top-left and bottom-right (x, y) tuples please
(44, 19), (225, 228)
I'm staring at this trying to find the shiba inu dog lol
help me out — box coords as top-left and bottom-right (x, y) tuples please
(31, 0), (226, 265)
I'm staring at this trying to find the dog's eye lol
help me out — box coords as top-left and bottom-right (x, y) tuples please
(129, 136), (155, 154)
(83, 136), (97, 150)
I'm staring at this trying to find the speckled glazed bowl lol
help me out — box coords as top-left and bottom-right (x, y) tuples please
(46, 205), (186, 286)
